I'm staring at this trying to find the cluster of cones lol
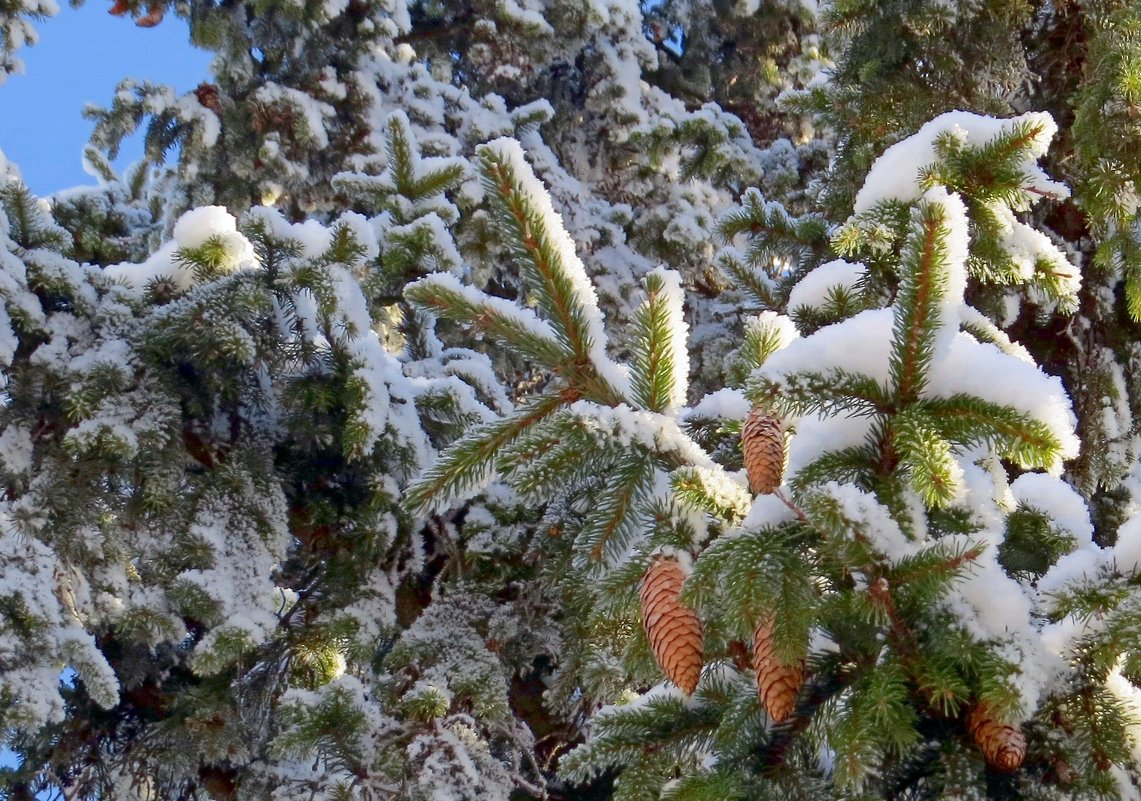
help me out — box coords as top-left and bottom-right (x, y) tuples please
(638, 554), (806, 724)
(638, 408), (801, 721)
(108, 0), (165, 27)
(637, 406), (1025, 770)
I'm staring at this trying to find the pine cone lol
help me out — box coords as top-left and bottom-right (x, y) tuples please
(967, 703), (1026, 771)
(136, 1), (164, 26)
(640, 555), (703, 695)
(741, 407), (784, 494)
(108, 0), (130, 15)
(194, 83), (222, 114)
(752, 614), (803, 723)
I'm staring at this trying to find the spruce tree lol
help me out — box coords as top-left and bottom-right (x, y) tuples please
(2, 2), (1141, 801)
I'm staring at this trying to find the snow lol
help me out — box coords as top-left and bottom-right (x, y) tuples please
(988, 202), (1081, 307)
(853, 110), (1068, 214)
(927, 333), (1080, 469)
(938, 533), (1054, 713)
(751, 311), (799, 350)
(0, 424), (33, 476)
(787, 259), (866, 311)
(478, 138), (631, 399)
(594, 682), (688, 722)
(1107, 664), (1141, 763)
(105, 206), (257, 290)
(650, 545), (695, 575)
(0, 509), (119, 726)
(673, 464), (752, 521)
(951, 455), (1006, 532)
(814, 481), (917, 559)
(1113, 514), (1141, 575)
(958, 305), (1034, 364)
(173, 205), (239, 250)
(785, 410), (875, 480)
(683, 387), (751, 421)
(254, 84), (334, 149)
(1009, 473), (1093, 545)
(916, 187), (971, 364)
(762, 307), (895, 386)
(499, 0), (554, 33)
(763, 306), (1080, 476)
(1037, 547), (1104, 596)
(741, 493), (798, 530)
(247, 206), (334, 258)
(409, 271), (564, 345)
(563, 401), (720, 472)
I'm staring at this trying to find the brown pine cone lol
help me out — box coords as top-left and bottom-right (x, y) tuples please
(741, 407), (784, 494)
(108, 0), (130, 15)
(194, 83), (222, 114)
(639, 555), (703, 695)
(752, 614), (803, 723)
(967, 703), (1026, 771)
(136, 1), (165, 26)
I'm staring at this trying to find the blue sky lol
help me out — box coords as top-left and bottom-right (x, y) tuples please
(0, 5), (212, 196)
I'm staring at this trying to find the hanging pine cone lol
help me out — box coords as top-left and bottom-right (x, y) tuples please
(136, 0), (165, 26)
(108, 0), (130, 15)
(741, 407), (784, 494)
(752, 614), (803, 723)
(194, 83), (222, 114)
(639, 555), (703, 695)
(967, 703), (1026, 771)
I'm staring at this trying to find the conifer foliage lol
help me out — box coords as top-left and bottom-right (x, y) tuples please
(3, 2), (1141, 801)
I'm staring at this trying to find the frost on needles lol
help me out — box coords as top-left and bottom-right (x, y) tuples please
(5, 2), (1141, 800)
(406, 111), (1141, 800)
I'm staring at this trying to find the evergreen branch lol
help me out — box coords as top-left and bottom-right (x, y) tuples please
(735, 315), (792, 377)
(886, 542), (985, 602)
(670, 465), (752, 525)
(1000, 507), (1077, 580)
(499, 416), (616, 501)
(476, 141), (611, 385)
(385, 111), (418, 196)
(788, 445), (880, 494)
(405, 273), (571, 369)
(796, 487), (889, 570)
(659, 769), (745, 801)
(630, 269), (688, 413)
(577, 455), (655, 565)
(687, 525), (815, 647)
(928, 120), (1057, 202)
(789, 284), (871, 333)
(716, 247), (776, 308)
(748, 369), (890, 419)
(410, 161), (468, 202)
(1044, 576), (1131, 623)
(891, 409), (961, 508)
(717, 188), (828, 271)
(751, 662), (852, 770)
(0, 182), (69, 251)
(831, 659), (919, 785)
(404, 392), (569, 514)
(866, 578), (921, 664)
(913, 395), (1063, 470)
(555, 402), (711, 473)
(559, 695), (722, 783)
(890, 196), (956, 404)
(1030, 253), (1081, 314)
(832, 202), (910, 259)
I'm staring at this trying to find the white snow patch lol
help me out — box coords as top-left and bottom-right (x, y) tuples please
(787, 259), (866, 311)
(854, 110), (1067, 214)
